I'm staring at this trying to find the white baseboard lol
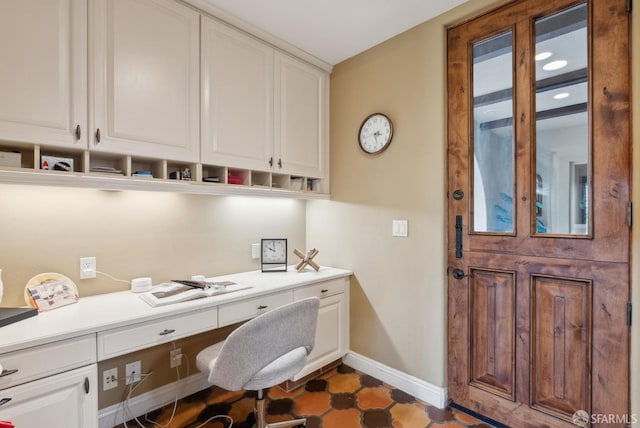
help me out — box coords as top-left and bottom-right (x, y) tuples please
(98, 372), (211, 428)
(343, 351), (448, 409)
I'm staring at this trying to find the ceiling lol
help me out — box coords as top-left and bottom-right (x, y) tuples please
(202, 0), (469, 66)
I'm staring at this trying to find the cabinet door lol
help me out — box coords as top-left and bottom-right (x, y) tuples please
(0, 0), (87, 149)
(201, 17), (274, 171)
(91, 0), (199, 162)
(295, 293), (347, 380)
(0, 364), (97, 428)
(274, 52), (327, 178)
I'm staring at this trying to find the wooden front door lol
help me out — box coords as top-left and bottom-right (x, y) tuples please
(446, 0), (631, 427)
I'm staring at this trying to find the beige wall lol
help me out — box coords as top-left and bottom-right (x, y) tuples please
(307, 0), (505, 387)
(0, 184), (306, 306)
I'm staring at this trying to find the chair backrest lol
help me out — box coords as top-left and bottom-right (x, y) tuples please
(208, 296), (320, 391)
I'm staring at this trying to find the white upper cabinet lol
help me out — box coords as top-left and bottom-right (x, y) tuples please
(274, 52), (328, 178)
(201, 17), (274, 171)
(90, 0), (200, 162)
(0, 0), (87, 149)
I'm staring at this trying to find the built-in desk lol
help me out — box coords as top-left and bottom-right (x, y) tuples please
(0, 266), (351, 428)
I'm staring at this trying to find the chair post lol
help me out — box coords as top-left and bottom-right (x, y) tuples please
(256, 389), (267, 428)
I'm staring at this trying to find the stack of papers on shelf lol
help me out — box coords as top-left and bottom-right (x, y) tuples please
(139, 280), (252, 307)
(90, 166), (123, 174)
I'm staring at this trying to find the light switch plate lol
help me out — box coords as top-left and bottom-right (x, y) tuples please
(392, 220), (408, 237)
(251, 243), (260, 259)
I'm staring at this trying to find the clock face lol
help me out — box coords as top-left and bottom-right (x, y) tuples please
(358, 113), (393, 154)
(261, 239), (287, 263)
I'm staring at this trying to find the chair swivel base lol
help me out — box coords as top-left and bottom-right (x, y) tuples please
(255, 391), (306, 428)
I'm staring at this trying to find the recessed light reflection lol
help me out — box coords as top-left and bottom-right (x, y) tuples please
(543, 60), (568, 71)
(553, 92), (570, 100)
(535, 51), (552, 61)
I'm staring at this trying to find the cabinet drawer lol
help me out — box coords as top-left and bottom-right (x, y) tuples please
(294, 278), (346, 301)
(218, 290), (293, 327)
(97, 306), (218, 360)
(0, 334), (96, 391)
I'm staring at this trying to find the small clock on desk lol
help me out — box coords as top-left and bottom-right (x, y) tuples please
(261, 238), (288, 272)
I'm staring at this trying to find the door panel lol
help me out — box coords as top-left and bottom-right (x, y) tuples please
(531, 275), (591, 421)
(469, 268), (516, 401)
(448, 3), (630, 423)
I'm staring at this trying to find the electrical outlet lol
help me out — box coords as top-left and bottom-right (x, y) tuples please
(251, 243), (260, 259)
(170, 348), (182, 368)
(103, 367), (118, 391)
(125, 360), (141, 385)
(80, 256), (97, 279)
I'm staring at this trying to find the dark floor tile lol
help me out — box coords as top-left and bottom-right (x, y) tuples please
(390, 387), (417, 404)
(360, 374), (384, 388)
(427, 405), (456, 423)
(267, 398), (294, 415)
(362, 408), (392, 428)
(337, 363), (356, 374)
(305, 378), (328, 392)
(331, 392), (356, 409)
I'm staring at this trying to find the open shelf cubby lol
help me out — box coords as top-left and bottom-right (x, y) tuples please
(0, 143), (328, 198)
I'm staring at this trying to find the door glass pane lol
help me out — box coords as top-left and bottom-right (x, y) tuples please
(534, 3), (588, 235)
(472, 31), (514, 233)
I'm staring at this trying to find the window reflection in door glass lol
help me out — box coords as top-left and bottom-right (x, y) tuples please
(534, 3), (589, 235)
(472, 31), (514, 233)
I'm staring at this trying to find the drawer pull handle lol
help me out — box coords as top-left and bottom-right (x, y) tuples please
(257, 305), (268, 310)
(75, 124), (81, 140)
(0, 369), (18, 378)
(0, 398), (11, 408)
(321, 289), (329, 293)
(159, 329), (175, 336)
(84, 377), (90, 394)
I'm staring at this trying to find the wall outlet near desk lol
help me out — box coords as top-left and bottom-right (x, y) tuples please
(103, 367), (118, 391)
(125, 360), (141, 385)
(80, 256), (97, 279)
(170, 348), (182, 368)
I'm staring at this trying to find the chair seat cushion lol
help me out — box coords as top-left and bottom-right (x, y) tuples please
(243, 346), (308, 390)
(196, 341), (225, 373)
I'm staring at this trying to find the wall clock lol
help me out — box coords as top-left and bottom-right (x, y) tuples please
(261, 238), (287, 272)
(358, 113), (393, 154)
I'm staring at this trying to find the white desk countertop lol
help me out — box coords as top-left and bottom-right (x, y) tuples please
(0, 266), (352, 355)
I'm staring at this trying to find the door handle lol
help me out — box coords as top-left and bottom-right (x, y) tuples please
(0, 398), (11, 407)
(455, 215), (463, 259)
(159, 329), (175, 336)
(75, 124), (81, 140)
(452, 269), (466, 280)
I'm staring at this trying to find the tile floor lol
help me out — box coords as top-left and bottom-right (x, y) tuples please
(119, 364), (495, 428)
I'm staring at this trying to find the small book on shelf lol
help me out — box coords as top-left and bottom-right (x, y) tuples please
(139, 280), (252, 307)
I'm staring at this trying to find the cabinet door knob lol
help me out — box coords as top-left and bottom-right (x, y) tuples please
(0, 368), (18, 378)
(257, 305), (268, 310)
(278, 158), (282, 168)
(159, 328), (175, 336)
(84, 377), (90, 394)
(321, 289), (328, 293)
(95, 128), (101, 143)
(269, 157), (273, 167)
(75, 124), (81, 140)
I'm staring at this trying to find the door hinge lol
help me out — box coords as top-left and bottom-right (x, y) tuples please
(627, 202), (632, 227)
(627, 301), (632, 326)
(627, 0), (632, 13)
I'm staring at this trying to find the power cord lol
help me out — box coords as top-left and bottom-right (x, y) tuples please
(96, 270), (131, 285)
(121, 348), (233, 428)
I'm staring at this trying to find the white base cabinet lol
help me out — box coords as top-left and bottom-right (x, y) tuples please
(0, 364), (98, 428)
(293, 277), (349, 380)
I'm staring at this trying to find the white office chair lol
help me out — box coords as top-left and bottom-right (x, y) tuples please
(196, 297), (320, 428)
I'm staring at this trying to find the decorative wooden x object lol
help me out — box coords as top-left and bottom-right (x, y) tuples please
(294, 248), (320, 272)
